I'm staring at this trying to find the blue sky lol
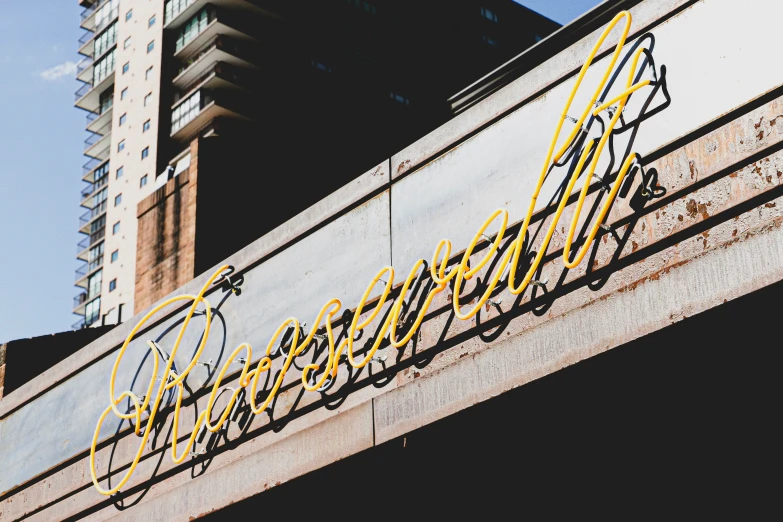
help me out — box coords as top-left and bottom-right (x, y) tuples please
(0, 1), (85, 343)
(0, 0), (601, 344)
(517, 0), (604, 24)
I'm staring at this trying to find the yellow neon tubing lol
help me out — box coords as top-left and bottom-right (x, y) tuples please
(388, 260), (446, 348)
(249, 318), (300, 415)
(506, 11), (633, 297)
(91, 265), (228, 495)
(92, 11), (658, 496)
(563, 46), (650, 268)
(301, 299), (343, 391)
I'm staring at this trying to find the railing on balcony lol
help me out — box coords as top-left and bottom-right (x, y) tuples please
(72, 317), (86, 330)
(81, 183), (94, 200)
(75, 262), (89, 282)
(77, 56), (93, 76)
(79, 209), (91, 227)
(79, 29), (95, 47)
(77, 236), (90, 253)
(73, 292), (88, 309)
(75, 82), (92, 101)
(84, 131), (101, 150)
(80, 2), (97, 21)
(81, 174), (107, 200)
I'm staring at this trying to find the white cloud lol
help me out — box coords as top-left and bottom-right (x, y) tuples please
(39, 60), (78, 81)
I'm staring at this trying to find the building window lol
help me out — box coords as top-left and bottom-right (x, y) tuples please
(481, 7), (498, 22)
(171, 90), (209, 133)
(111, 250), (118, 263)
(482, 35), (498, 47)
(390, 92), (410, 105)
(114, 193), (122, 206)
(149, 14), (156, 27)
(109, 279), (117, 292)
(95, 0), (119, 32)
(147, 41), (155, 53)
(117, 140), (125, 152)
(92, 188), (108, 213)
(93, 49), (116, 84)
(144, 93), (152, 107)
(85, 297), (101, 326)
(116, 166), (123, 179)
(95, 161), (110, 180)
(89, 242), (104, 271)
(175, 7), (216, 53)
(311, 60), (333, 73)
(141, 147), (150, 159)
(88, 269), (103, 299)
(119, 113), (127, 126)
(124, 36), (131, 49)
(122, 62), (129, 74)
(143, 119), (151, 132)
(94, 21), (117, 57)
(347, 0), (377, 15)
(125, 9), (133, 21)
(140, 175), (148, 187)
(99, 89), (114, 114)
(113, 221), (120, 235)
(120, 87), (128, 100)
(146, 66), (153, 80)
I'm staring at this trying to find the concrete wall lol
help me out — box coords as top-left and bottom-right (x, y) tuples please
(3, 0), (783, 519)
(101, 0), (166, 319)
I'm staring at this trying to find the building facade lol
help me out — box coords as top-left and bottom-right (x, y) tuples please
(71, 0), (559, 329)
(5, 0), (782, 518)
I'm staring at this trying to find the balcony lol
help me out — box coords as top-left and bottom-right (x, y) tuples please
(75, 73), (114, 113)
(78, 203), (107, 235)
(173, 14), (256, 62)
(72, 317), (86, 330)
(73, 292), (88, 314)
(172, 37), (258, 91)
(77, 227), (105, 260)
(76, 56), (94, 84)
(83, 158), (109, 183)
(86, 106), (112, 135)
(81, 0), (119, 32)
(75, 262), (89, 283)
(78, 29), (95, 58)
(75, 257), (103, 289)
(84, 131), (111, 161)
(165, 0), (275, 30)
(170, 89), (248, 141)
(80, 175), (108, 207)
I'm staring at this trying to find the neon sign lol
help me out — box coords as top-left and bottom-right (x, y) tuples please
(91, 10), (666, 495)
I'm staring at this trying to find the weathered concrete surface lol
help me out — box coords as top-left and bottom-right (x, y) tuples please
(4, 0), (783, 520)
(391, 0), (783, 271)
(85, 403), (373, 522)
(391, 0), (695, 179)
(0, 190), (391, 497)
(6, 93), (783, 520)
(0, 160), (389, 423)
(376, 199), (783, 442)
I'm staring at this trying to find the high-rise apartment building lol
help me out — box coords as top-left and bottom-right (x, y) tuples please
(72, 0), (559, 328)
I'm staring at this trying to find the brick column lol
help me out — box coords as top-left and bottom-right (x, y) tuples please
(134, 139), (199, 313)
(0, 343), (6, 400)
